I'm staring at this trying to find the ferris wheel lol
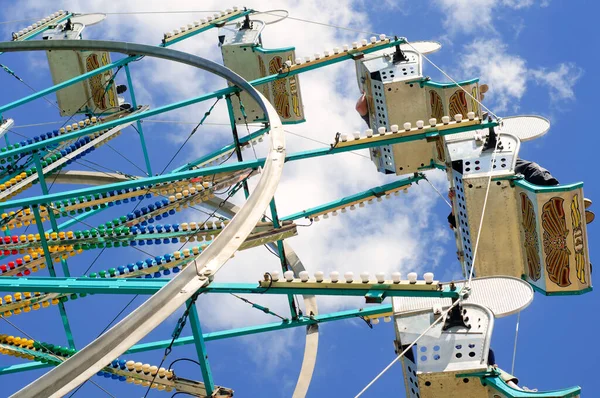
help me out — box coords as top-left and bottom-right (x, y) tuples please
(0, 7), (592, 398)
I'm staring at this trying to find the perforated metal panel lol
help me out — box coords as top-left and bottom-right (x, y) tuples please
(395, 304), (492, 375)
(498, 116), (550, 142)
(451, 170), (474, 275)
(400, 356), (421, 398)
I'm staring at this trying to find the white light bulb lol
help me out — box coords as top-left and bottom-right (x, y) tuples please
(353, 131), (361, 140)
(408, 272), (418, 283)
(299, 271), (309, 282)
(403, 122), (412, 131)
(284, 270), (295, 282)
(360, 271), (370, 283)
(352, 41), (358, 49)
(314, 53), (321, 59)
(454, 114), (463, 122)
(372, 318), (380, 325)
(330, 271), (340, 283)
(379, 34), (386, 40)
(391, 124), (399, 133)
(370, 36), (377, 43)
(365, 129), (373, 137)
(270, 270), (280, 281)
(315, 271), (324, 282)
(344, 271), (354, 283)
(324, 50), (330, 56)
(378, 127), (386, 135)
(340, 133), (348, 142)
(392, 272), (401, 283)
(416, 120), (424, 129)
(361, 39), (368, 46)
(442, 116), (450, 124)
(384, 316), (391, 323)
(424, 272), (434, 284)
(343, 44), (349, 51)
(376, 272), (385, 283)
(295, 58), (302, 65)
(429, 118), (437, 126)
(467, 111), (475, 120)
(333, 47), (340, 54)
(285, 60), (292, 68)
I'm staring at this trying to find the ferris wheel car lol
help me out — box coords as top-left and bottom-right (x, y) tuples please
(219, 16), (305, 125)
(355, 45), (483, 176)
(446, 127), (592, 295)
(42, 16), (120, 116)
(393, 289), (581, 398)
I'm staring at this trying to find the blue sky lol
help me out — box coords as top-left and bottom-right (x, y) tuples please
(0, 0), (597, 397)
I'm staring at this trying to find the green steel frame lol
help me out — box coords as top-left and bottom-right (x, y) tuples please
(0, 303), (393, 376)
(0, 277), (459, 298)
(0, 12), (493, 394)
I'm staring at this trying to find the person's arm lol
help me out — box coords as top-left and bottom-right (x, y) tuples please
(355, 93), (370, 127)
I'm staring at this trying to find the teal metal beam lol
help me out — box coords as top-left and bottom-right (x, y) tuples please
(0, 304), (393, 375)
(268, 199), (298, 319)
(225, 95), (250, 197)
(0, 38), (404, 161)
(0, 55), (134, 115)
(0, 120), (497, 211)
(0, 10), (241, 115)
(124, 64), (152, 176)
(33, 153), (71, 278)
(30, 205), (75, 349)
(30, 205), (56, 273)
(483, 374), (581, 398)
(170, 127), (269, 173)
(158, 9), (253, 48)
(129, 303), (394, 353)
(0, 278), (457, 299)
(0, 13), (72, 56)
(281, 174), (423, 221)
(187, 302), (215, 395)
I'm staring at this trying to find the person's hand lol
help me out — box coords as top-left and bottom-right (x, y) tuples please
(355, 93), (368, 117)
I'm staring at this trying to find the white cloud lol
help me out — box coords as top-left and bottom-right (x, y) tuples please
(461, 38), (528, 112)
(458, 39), (581, 113)
(530, 63), (583, 102)
(433, 0), (546, 34)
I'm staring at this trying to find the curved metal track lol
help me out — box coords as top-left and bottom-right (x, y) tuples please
(0, 40), (286, 398)
(209, 198), (319, 398)
(46, 172), (321, 397)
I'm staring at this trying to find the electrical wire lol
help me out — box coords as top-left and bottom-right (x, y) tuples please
(511, 311), (521, 375)
(422, 175), (452, 208)
(254, 10), (382, 36)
